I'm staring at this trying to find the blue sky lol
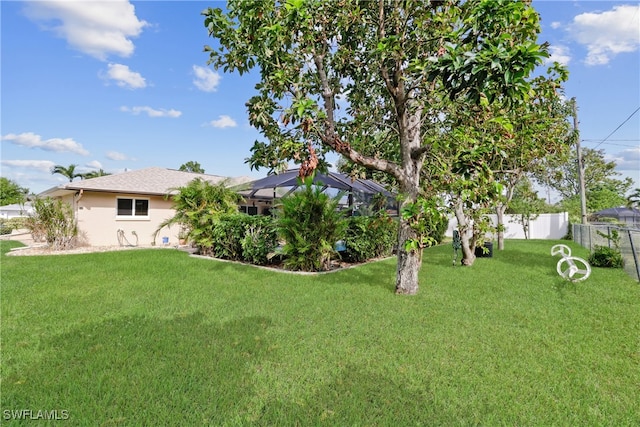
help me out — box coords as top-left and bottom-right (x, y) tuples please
(1, 1), (639, 198)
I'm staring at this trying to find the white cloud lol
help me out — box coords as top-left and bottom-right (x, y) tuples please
(24, 0), (148, 61)
(606, 147), (640, 171)
(1, 159), (56, 173)
(207, 115), (237, 129)
(86, 160), (103, 169)
(550, 21), (562, 30)
(102, 63), (146, 89)
(192, 65), (221, 92)
(1, 132), (89, 156)
(106, 151), (129, 161)
(569, 5), (640, 66)
(545, 45), (572, 66)
(120, 106), (182, 118)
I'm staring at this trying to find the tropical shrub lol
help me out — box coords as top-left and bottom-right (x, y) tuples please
(241, 216), (278, 265)
(154, 178), (242, 246)
(588, 246), (623, 268)
(276, 177), (347, 271)
(4, 217), (27, 230)
(0, 222), (12, 235)
(25, 197), (77, 250)
(343, 215), (397, 262)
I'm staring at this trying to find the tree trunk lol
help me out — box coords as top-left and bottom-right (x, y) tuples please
(496, 204), (506, 250)
(395, 215), (421, 294)
(454, 198), (476, 266)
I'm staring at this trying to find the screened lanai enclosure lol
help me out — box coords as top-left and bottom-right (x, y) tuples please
(236, 169), (396, 216)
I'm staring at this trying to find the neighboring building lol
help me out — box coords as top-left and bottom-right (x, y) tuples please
(592, 206), (640, 228)
(39, 167), (251, 247)
(0, 202), (33, 219)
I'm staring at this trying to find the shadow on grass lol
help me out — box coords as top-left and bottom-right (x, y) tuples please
(3, 313), (272, 425)
(253, 364), (467, 425)
(312, 258), (398, 292)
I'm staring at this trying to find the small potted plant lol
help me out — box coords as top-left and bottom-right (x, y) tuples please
(178, 228), (189, 246)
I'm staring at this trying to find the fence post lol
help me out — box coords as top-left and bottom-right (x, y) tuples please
(628, 229), (640, 282)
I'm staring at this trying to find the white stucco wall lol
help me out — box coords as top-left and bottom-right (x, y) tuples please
(73, 192), (178, 246)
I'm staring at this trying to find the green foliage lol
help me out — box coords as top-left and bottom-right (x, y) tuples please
(241, 216), (279, 265)
(197, 214), (278, 265)
(0, 177), (29, 206)
(81, 169), (111, 179)
(179, 161), (205, 174)
(0, 217), (26, 235)
(203, 0), (551, 291)
(51, 164), (82, 182)
(400, 197), (448, 253)
(25, 198), (77, 250)
(537, 148), (633, 202)
(155, 178), (242, 244)
(507, 178), (546, 239)
(276, 177), (347, 271)
(627, 188), (640, 209)
(589, 246), (624, 269)
(343, 215), (398, 263)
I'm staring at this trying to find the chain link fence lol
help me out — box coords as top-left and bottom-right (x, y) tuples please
(573, 224), (640, 282)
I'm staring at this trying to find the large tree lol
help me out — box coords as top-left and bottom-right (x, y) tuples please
(492, 67), (572, 250)
(203, 0), (548, 294)
(51, 164), (82, 182)
(534, 147), (632, 201)
(179, 161), (205, 174)
(0, 177), (29, 206)
(82, 169), (111, 179)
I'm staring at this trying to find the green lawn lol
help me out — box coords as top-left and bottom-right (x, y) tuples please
(1, 240), (638, 425)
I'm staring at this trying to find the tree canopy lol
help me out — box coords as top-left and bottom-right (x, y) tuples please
(51, 164), (82, 182)
(0, 177), (29, 206)
(203, 0), (552, 294)
(179, 161), (205, 174)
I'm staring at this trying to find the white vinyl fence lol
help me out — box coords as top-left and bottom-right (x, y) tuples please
(446, 212), (569, 240)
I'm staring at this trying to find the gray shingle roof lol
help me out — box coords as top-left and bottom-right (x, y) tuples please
(42, 167), (252, 196)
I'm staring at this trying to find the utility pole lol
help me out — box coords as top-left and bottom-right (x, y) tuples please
(572, 97), (588, 225)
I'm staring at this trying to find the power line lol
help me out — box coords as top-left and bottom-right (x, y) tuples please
(592, 106), (640, 150)
(582, 139), (640, 142)
(582, 141), (640, 148)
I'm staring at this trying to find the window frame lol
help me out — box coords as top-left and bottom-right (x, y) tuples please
(116, 197), (150, 220)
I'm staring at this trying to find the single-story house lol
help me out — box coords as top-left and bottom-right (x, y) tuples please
(0, 202), (33, 219)
(39, 167), (251, 247)
(592, 206), (640, 228)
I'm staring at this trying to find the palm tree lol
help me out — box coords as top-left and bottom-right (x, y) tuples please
(51, 164), (81, 182)
(82, 169), (111, 179)
(627, 188), (640, 210)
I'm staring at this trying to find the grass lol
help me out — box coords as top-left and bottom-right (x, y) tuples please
(1, 239), (638, 425)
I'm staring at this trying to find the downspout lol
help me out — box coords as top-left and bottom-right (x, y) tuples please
(74, 189), (84, 217)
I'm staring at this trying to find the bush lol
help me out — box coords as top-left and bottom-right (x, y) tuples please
(588, 246), (623, 268)
(277, 177), (347, 271)
(343, 215), (397, 262)
(25, 198), (77, 250)
(198, 214), (278, 265)
(155, 178), (242, 245)
(208, 214), (250, 261)
(241, 216), (278, 265)
(0, 224), (12, 235)
(4, 217), (27, 230)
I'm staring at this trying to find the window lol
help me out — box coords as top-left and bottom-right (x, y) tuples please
(117, 198), (149, 218)
(239, 205), (258, 215)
